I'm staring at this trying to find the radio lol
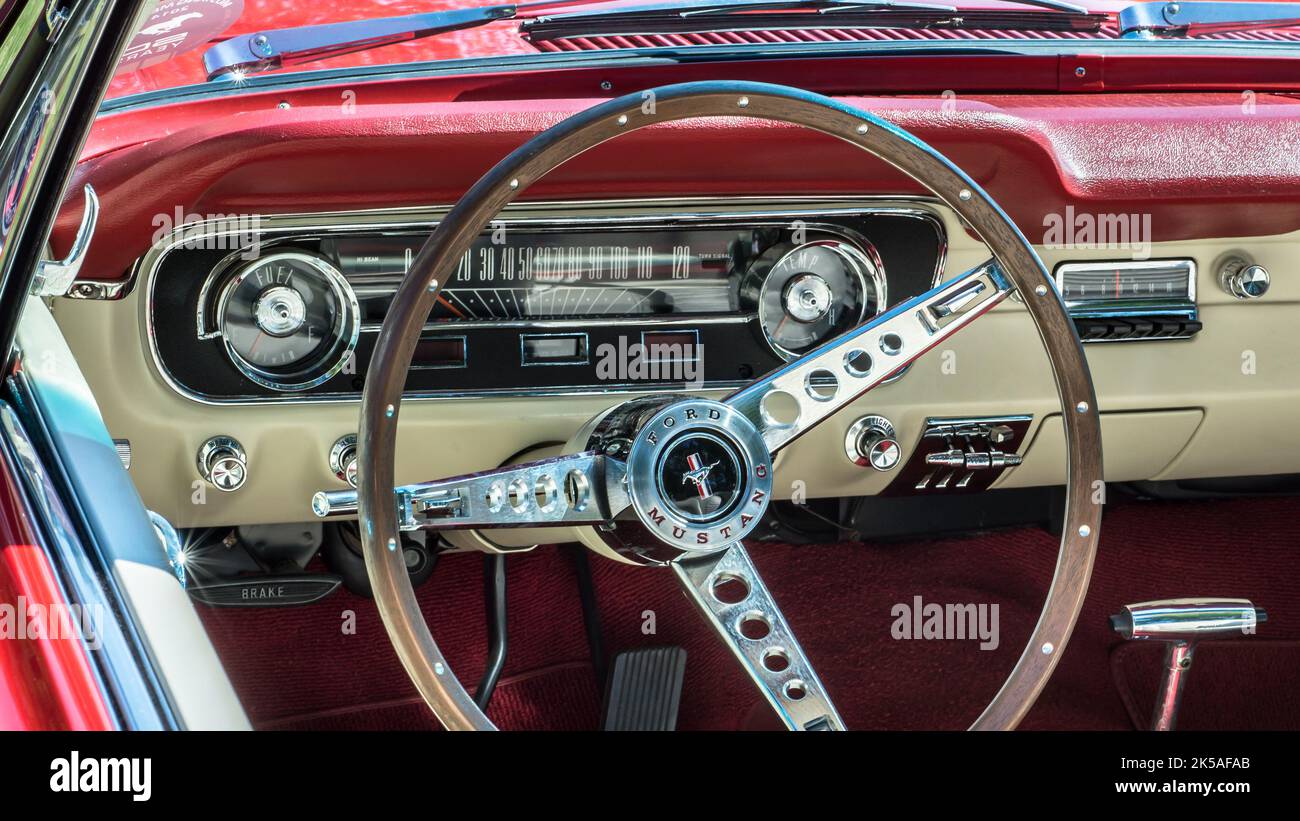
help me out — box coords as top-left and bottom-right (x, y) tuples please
(1053, 259), (1199, 342)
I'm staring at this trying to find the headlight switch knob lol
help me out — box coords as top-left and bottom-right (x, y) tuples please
(845, 415), (901, 471)
(330, 434), (359, 488)
(197, 436), (248, 492)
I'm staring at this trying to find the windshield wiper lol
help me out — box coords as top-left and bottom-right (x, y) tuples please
(203, 0), (1099, 81)
(204, 3), (521, 80)
(1119, 2), (1300, 38)
(522, 0), (1101, 43)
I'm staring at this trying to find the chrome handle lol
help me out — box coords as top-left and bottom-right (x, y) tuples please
(33, 184), (97, 297)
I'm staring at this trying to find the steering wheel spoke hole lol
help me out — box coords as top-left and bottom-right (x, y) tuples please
(843, 348), (872, 378)
(564, 469), (590, 512)
(485, 482), (505, 513)
(804, 368), (838, 402)
(737, 609), (773, 641)
(879, 332), (904, 356)
(710, 572), (751, 605)
(507, 478), (530, 513)
(534, 474), (560, 513)
(760, 389), (801, 428)
(762, 647), (792, 673)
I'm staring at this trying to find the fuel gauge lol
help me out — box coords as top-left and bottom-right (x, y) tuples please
(216, 251), (360, 391)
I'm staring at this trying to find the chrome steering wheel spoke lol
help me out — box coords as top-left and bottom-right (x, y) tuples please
(726, 258), (1012, 455)
(674, 543), (845, 730)
(313, 451), (626, 531)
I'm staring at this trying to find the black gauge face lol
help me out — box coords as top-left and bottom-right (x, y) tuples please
(219, 253), (359, 390)
(756, 241), (882, 358)
(323, 229), (744, 323)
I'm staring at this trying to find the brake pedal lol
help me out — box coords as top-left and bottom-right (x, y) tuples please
(601, 647), (687, 731)
(1110, 598), (1266, 731)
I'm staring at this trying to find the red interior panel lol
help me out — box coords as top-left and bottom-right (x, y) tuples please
(59, 89), (1300, 282)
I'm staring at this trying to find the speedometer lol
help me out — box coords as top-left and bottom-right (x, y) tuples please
(216, 251), (360, 391)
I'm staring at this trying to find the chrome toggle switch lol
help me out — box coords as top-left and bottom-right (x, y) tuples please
(197, 436), (248, 492)
(926, 449), (1023, 470)
(845, 415), (901, 471)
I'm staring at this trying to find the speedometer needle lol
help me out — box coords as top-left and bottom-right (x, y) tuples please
(437, 294), (465, 319)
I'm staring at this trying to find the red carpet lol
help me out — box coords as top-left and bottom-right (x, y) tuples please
(197, 495), (1300, 730)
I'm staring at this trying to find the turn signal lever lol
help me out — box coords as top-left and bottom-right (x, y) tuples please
(1110, 598), (1266, 731)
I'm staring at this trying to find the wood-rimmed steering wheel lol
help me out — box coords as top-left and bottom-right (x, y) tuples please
(312, 81), (1102, 731)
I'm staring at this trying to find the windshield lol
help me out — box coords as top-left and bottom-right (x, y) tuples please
(107, 0), (1300, 101)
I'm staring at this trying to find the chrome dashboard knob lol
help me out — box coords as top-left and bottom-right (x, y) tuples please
(329, 434), (359, 488)
(1219, 258), (1270, 300)
(845, 415), (901, 471)
(197, 436), (247, 492)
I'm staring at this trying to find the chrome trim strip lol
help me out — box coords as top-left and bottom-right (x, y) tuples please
(361, 313), (749, 333)
(140, 197), (947, 405)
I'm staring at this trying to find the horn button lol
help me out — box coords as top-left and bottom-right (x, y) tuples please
(625, 398), (773, 554)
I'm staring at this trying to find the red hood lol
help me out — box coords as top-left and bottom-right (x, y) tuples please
(108, 0), (1143, 100)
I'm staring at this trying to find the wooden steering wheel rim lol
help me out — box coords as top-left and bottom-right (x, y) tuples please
(355, 81), (1103, 731)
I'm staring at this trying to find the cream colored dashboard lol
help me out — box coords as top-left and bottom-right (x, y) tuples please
(51, 196), (1300, 540)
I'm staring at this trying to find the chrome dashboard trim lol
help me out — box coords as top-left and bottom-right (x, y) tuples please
(139, 196), (948, 406)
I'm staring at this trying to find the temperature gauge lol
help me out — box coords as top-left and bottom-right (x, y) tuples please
(742, 239), (886, 360)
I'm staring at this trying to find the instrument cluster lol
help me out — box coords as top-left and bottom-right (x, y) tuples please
(147, 204), (945, 402)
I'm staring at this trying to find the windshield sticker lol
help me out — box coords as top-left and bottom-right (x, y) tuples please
(117, 0), (244, 74)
